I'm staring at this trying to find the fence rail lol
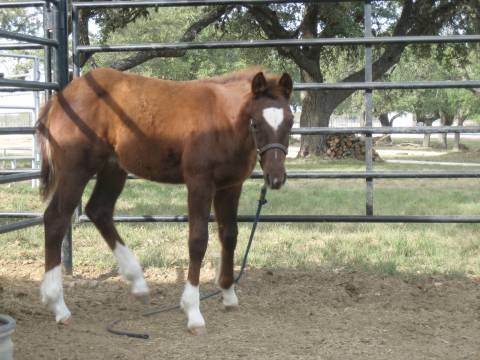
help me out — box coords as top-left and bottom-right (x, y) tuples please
(0, 29), (57, 47)
(77, 215), (480, 224)
(291, 126), (480, 135)
(0, 43), (43, 50)
(73, 0), (352, 9)
(0, 217), (43, 234)
(76, 35), (480, 54)
(0, 78), (59, 91)
(0, 1), (48, 8)
(2, 169), (480, 180)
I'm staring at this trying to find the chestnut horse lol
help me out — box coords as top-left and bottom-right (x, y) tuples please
(36, 67), (293, 335)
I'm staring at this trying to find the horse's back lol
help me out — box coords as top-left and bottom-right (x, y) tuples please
(40, 68), (252, 184)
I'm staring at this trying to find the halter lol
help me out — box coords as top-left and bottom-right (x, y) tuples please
(250, 119), (289, 157)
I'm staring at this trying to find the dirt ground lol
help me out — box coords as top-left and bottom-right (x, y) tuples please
(1, 260), (479, 360)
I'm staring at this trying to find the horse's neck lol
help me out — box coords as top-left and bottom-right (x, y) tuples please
(218, 81), (251, 125)
(211, 81), (256, 154)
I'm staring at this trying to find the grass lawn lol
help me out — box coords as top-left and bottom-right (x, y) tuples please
(1, 147), (479, 278)
(376, 137), (480, 163)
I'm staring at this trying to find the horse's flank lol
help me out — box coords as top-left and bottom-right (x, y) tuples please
(36, 67), (262, 200)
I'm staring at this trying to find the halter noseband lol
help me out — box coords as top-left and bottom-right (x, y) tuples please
(249, 119), (288, 157)
(258, 143), (288, 156)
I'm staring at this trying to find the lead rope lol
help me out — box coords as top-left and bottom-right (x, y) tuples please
(106, 185), (268, 339)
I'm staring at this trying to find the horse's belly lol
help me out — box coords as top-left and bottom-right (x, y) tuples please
(116, 144), (184, 184)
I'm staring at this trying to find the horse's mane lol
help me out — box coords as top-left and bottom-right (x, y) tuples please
(202, 66), (270, 84)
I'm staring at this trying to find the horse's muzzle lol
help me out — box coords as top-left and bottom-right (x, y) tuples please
(265, 172), (287, 190)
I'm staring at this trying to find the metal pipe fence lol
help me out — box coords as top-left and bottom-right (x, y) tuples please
(0, 0), (69, 268)
(76, 35), (480, 53)
(1, 0), (479, 274)
(0, 43), (43, 50)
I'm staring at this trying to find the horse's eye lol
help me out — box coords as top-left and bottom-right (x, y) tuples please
(250, 121), (257, 130)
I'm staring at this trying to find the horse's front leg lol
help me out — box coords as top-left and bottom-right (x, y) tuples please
(213, 184), (242, 310)
(180, 180), (214, 335)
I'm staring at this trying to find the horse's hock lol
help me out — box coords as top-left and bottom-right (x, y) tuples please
(0, 314), (15, 360)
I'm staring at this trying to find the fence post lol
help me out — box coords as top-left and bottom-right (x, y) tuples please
(54, 0), (72, 275)
(364, 0), (374, 216)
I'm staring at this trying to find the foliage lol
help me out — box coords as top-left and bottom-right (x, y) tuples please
(93, 7), (301, 104)
(372, 45), (480, 121)
(0, 7), (41, 34)
(0, 7), (42, 77)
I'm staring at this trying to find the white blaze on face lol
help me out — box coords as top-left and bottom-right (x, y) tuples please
(262, 107), (284, 132)
(40, 265), (71, 323)
(113, 242), (149, 296)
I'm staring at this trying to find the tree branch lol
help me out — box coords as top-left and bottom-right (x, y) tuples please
(459, 63), (480, 98)
(247, 5), (320, 78)
(322, 0), (465, 110)
(109, 6), (232, 71)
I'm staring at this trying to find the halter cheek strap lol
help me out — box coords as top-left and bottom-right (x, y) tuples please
(249, 119), (289, 157)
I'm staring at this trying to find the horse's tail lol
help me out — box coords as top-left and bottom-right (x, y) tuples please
(36, 98), (57, 202)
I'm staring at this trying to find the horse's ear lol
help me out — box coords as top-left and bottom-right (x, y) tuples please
(279, 73), (293, 99)
(252, 72), (268, 97)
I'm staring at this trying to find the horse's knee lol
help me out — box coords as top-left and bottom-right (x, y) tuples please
(85, 202), (111, 224)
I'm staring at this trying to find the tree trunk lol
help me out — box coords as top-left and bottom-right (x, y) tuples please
(417, 113), (437, 148)
(423, 134), (431, 148)
(378, 113), (390, 127)
(298, 68), (334, 157)
(298, 96), (333, 156)
(453, 116), (466, 152)
(438, 111), (453, 150)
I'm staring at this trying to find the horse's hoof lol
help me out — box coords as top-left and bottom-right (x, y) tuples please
(224, 305), (240, 312)
(188, 326), (207, 336)
(134, 293), (150, 305)
(57, 316), (71, 325)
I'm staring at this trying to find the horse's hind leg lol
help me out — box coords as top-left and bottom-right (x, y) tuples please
(85, 160), (149, 299)
(213, 184), (242, 310)
(41, 171), (91, 323)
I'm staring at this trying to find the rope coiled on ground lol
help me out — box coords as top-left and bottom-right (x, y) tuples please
(106, 185), (268, 339)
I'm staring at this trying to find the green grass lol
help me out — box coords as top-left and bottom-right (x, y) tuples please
(376, 137), (480, 164)
(1, 152), (480, 277)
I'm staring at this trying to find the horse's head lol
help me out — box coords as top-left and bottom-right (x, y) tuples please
(248, 71), (293, 190)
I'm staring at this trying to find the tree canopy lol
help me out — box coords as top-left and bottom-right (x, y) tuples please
(2, 1), (480, 155)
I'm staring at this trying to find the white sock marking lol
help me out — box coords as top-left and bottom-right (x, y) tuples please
(40, 265), (71, 323)
(263, 107), (284, 132)
(180, 281), (205, 330)
(222, 284), (239, 307)
(113, 242), (149, 296)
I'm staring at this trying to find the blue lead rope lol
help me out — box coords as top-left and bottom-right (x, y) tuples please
(107, 185), (268, 339)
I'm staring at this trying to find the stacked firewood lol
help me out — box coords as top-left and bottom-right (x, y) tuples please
(325, 134), (381, 160)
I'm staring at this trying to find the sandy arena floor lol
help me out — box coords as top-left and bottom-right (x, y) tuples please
(1, 260), (479, 360)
